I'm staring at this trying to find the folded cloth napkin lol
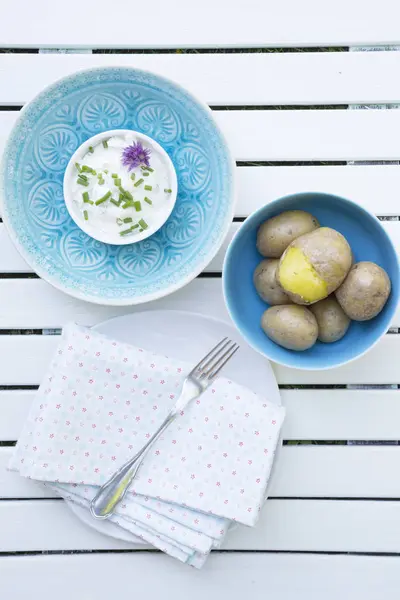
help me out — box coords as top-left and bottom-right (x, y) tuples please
(9, 323), (285, 567)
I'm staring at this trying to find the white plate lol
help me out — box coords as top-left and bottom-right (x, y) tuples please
(66, 310), (281, 545)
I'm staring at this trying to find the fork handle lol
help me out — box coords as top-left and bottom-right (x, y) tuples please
(90, 412), (176, 519)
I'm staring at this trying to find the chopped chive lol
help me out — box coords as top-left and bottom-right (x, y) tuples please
(130, 173), (136, 181)
(110, 198), (122, 207)
(119, 227), (134, 236)
(112, 173), (118, 178)
(139, 228), (143, 232)
(141, 165), (154, 172)
(122, 201), (133, 209)
(83, 210), (89, 221)
(77, 179), (89, 186)
(119, 193), (126, 202)
(95, 191), (112, 205)
(81, 165), (93, 173)
(123, 217), (133, 224)
(164, 188), (172, 193)
(88, 146), (94, 154)
(138, 218), (148, 230)
(104, 169), (109, 174)
(78, 173), (88, 181)
(144, 197), (152, 205)
(131, 224), (139, 230)
(114, 178), (121, 187)
(144, 185), (152, 191)
(83, 192), (94, 204)
(134, 201), (142, 212)
(123, 190), (133, 201)
(143, 171), (150, 177)
(102, 139), (109, 149)
(98, 179), (105, 185)
(119, 187), (133, 201)
(134, 178), (144, 187)
(75, 162), (82, 172)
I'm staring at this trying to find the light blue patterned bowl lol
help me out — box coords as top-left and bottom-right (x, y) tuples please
(1, 67), (235, 305)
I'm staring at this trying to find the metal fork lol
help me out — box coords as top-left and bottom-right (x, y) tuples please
(90, 337), (239, 519)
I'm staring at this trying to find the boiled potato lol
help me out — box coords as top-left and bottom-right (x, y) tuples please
(253, 259), (292, 305)
(256, 210), (319, 258)
(261, 305), (318, 351)
(277, 227), (352, 305)
(310, 296), (350, 343)
(335, 261), (391, 321)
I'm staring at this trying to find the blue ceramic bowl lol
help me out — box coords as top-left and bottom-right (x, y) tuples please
(1, 67), (235, 305)
(223, 192), (400, 370)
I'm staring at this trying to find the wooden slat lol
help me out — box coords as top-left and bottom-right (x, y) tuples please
(0, 165), (400, 264)
(274, 336), (400, 384)
(282, 389), (400, 441)
(0, 331), (399, 385)
(1, 276), (400, 331)
(2, 108), (400, 161)
(0, 498), (399, 552)
(0, 279), (229, 328)
(3, 446), (400, 499)
(2, 52), (400, 106)
(0, 219), (398, 274)
(2, 389), (400, 442)
(1, 553), (399, 600)
(0, 0), (398, 48)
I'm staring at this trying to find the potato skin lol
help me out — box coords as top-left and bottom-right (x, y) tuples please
(261, 305), (318, 351)
(253, 259), (292, 305)
(256, 210), (319, 258)
(335, 261), (391, 321)
(310, 296), (350, 343)
(277, 227), (353, 305)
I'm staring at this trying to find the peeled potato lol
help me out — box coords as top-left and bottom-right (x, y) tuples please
(261, 305), (318, 351)
(253, 259), (292, 305)
(256, 210), (319, 258)
(310, 296), (350, 343)
(277, 227), (352, 305)
(335, 261), (391, 321)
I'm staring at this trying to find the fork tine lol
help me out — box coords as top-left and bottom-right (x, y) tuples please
(196, 338), (233, 373)
(207, 345), (240, 379)
(201, 341), (238, 377)
(190, 337), (228, 374)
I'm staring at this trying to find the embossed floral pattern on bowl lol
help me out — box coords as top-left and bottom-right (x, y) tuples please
(1, 67), (235, 305)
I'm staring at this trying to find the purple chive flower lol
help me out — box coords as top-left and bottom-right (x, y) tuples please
(121, 141), (151, 171)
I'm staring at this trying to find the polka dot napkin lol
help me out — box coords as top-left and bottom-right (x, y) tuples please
(9, 323), (285, 567)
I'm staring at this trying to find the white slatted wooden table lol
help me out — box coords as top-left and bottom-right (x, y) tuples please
(1, 2), (400, 597)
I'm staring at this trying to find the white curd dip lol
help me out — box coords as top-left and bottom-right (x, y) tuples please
(64, 130), (177, 245)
